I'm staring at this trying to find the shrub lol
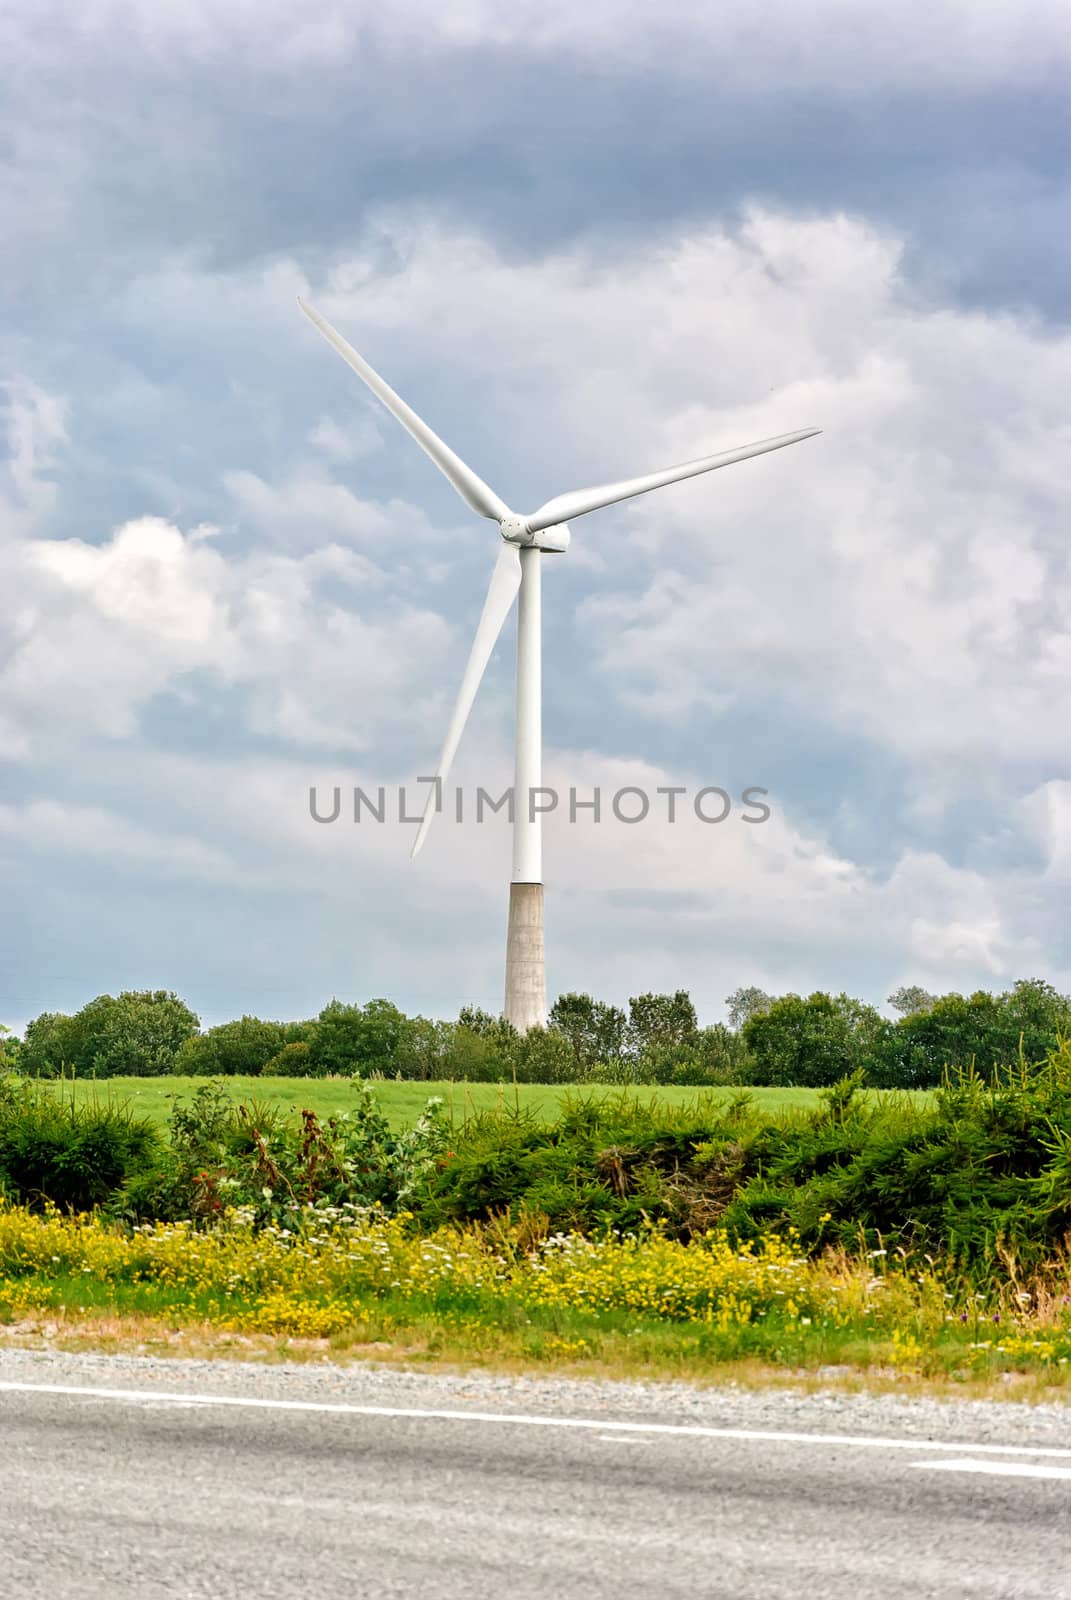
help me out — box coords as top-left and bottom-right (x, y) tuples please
(408, 1050), (1071, 1278)
(119, 1078), (451, 1226)
(584, 1055), (657, 1085)
(0, 1078), (158, 1210)
(410, 1092), (748, 1237)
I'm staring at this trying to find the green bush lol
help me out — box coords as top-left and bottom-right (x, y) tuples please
(718, 1056), (1071, 1274)
(0, 1078), (158, 1210)
(119, 1078), (450, 1226)
(410, 1091), (752, 1236)
(8, 1043), (1071, 1282)
(407, 1049), (1071, 1279)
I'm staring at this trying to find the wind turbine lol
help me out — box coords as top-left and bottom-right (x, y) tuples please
(298, 297), (820, 1032)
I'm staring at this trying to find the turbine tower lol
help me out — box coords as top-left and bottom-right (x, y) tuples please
(298, 298), (820, 1031)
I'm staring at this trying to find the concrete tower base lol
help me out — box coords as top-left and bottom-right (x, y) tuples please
(504, 882), (546, 1033)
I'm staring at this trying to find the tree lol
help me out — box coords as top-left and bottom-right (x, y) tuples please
(80, 992), (200, 1076)
(873, 980), (1071, 1088)
(20, 993), (199, 1077)
(394, 1015), (454, 1080)
(262, 1041), (313, 1076)
(457, 1005), (516, 1041)
(725, 986), (774, 1031)
(174, 1016), (287, 1076)
(19, 1012), (80, 1077)
(742, 992), (887, 1087)
(0, 1024), (20, 1072)
(282, 1018), (319, 1045)
(307, 998), (410, 1077)
(1003, 978), (1071, 1039)
(643, 1023), (752, 1086)
(887, 984), (937, 1018)
(548, 992), (627, 1070)
(626, 991), (698, 1060)
(512, 1026), (577, 1083)
(443, 1010), (516, 1081)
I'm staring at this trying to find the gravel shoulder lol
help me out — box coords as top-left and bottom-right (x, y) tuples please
(2, 1343), (1068, 1447)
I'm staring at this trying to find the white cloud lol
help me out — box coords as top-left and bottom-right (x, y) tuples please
(0, 799), (238, 881)
(307, 413), (382, 463)
(0, 379), (68, 536)
(0, 494), (451, 752)
(222, 466), (442, 554)
(1019, 780), (1071, 884)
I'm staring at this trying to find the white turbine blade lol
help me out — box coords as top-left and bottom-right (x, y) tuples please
(524, 428), (821, 533)
(297, 297), (510, 523)
(411, 540), (522, 859)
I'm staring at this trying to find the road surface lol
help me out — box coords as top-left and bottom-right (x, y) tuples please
(1, 1350), (1069, 1598)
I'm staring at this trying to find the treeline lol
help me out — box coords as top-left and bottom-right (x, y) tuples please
(4, 976), (1071, 1089)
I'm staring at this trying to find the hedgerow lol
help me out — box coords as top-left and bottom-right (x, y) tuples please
(3, 1047), (1071, 1290)
(409, 1052), (1071, 1279)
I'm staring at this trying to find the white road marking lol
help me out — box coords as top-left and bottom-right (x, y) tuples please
(915, 1460), (1071, 1481)
(2, 1380), (1071, 1461)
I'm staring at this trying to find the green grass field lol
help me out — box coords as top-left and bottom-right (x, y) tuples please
(45, 1076), (926, 1131)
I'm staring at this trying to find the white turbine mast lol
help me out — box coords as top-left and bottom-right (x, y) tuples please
(298, 297), (820, 1032)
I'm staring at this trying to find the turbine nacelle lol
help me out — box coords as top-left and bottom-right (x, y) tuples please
(499, 515), (571, 553)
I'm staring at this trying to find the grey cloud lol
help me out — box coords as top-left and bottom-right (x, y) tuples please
(2, 5), (1070, 323)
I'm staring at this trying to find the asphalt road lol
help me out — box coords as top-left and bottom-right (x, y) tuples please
(1, 1354), (1070, 1599)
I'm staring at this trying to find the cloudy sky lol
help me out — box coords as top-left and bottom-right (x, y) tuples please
(3, 0), (1070, 1031)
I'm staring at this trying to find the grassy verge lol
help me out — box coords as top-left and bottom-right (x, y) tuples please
(3, 1202), (1068, 1397)
(45, 1077), (928, 1131)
